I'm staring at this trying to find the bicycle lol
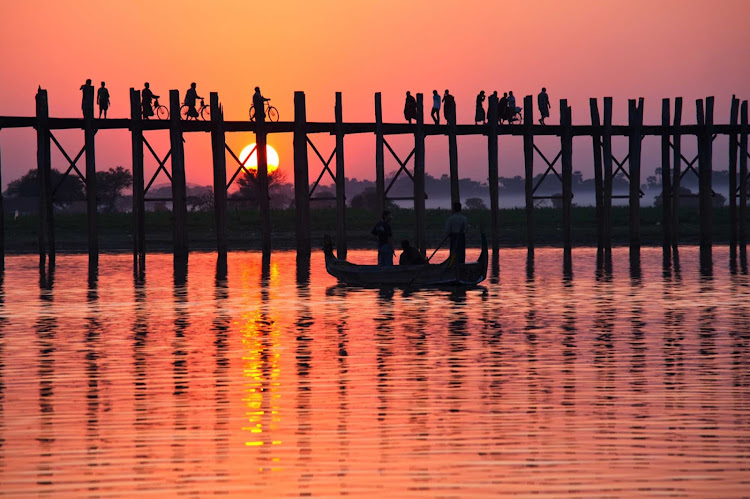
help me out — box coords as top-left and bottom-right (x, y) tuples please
(180, 98), (210, 121)
(249, 99), (279, 122)
(153, 98), (169, 120)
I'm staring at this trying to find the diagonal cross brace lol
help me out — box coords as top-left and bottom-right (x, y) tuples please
(307, 137), (336, 198)
(225, 143), (256, 190)
(383, 137), (416, 196)
(49, 131), (86, 197)
(143, 136), (172, 195)
(531, 145), (562, 195)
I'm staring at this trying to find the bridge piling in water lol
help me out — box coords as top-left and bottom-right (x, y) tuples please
(129, 89), (145, 269)
(293, 91), (311, 255)
(168, 90), (188, 262)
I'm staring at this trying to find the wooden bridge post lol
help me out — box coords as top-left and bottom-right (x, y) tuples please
(661, 98), (672, 254)
(672, 97), (683, 248)
(523, 95), (534, 253)
(728, 96), (740, 262)
(83, 84), (98, 264)
(293, 91), (311, 254)
(628, 98), (644, 257)
(129, 89), (145, 266)
(414, 93), (426, 255)
(740, 101), (748, 260)
(256, 92), (271, 255)
(560, 99), (573, 257)
(448, 97), (459, 207)
(210, 92), (227, 258)
(35, 88), (54, 268)
(375, 93), (385, 217)
(590, 98), (604, 251)
(602, 97), (613, 258)
(0, 133), (4, 271)
(488, 94), (499, 256)
(698, 97), (714, 260)
(335, 92), (346, 259)
(168, 90), (188, 261)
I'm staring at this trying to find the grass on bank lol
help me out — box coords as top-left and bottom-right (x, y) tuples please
(3, 205), (744, 252)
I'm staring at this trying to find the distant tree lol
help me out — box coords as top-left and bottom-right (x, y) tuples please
(465, 197), (487, 210)
(234, 169), (289, 208)
(96, 166), (133, 213)
(6, 168), (85, 207)
(188, 187), (214, 212)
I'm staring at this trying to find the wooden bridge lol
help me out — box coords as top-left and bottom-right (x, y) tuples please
(0, 88), (748, 275)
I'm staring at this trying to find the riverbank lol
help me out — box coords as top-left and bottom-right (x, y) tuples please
(3, 205), (744, 253)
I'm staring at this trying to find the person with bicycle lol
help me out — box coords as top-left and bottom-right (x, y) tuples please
(141, 82), (159, 120)
(253, 86), (270, 119)
(184, 82), (203, 120)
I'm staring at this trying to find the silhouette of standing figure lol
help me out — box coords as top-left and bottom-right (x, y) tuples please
(475, 90), (486, 124)
(508, 91), (520, 123)
(431, 89), (441, 125)
(79, 79), (93, 116)
(253, 86), (269, 120)
(490, 91), (499, 122)
(97, 82), (110, 118)
(404, 91), (417, 124)
(141, 82), (159, 119)
(442, 90), (456, 124)
(538, 87), (550, 125)
(498, 92), (509, 124)
(184, 82), (203, 120)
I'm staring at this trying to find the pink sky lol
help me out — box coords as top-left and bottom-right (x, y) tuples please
(0, 0), (748, 189)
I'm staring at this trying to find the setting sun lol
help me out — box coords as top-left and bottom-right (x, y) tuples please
(239, 143), (279, 173)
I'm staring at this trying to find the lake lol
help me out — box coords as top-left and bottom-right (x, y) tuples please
(0, 247), (748, 497)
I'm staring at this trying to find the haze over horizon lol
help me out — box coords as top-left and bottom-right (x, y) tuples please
(1, 0), (748, 190)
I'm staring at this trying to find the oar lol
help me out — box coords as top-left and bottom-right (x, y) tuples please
(407, 234), (450, 288)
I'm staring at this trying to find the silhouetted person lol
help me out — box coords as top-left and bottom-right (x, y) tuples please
(97, 82), (110, 118)
(253, 86), (269, 119)
(508, 91), (520, 123)
(431, 89), (440, 125)
(141, 82), (159, 119)
(442, 89), (456, 124)
(372, 210), (394, 266)
(399, 240), (427, 265)
(404, 91), (417, 124)
(80, 79), (93, 116)
(475, 90), (486, 124)
(538, 87), (550, 125)
(490, 91), (499, 122)
(445, 201), (467, 265)
(184, 82), (203, 120)
(498, 92), (509, 123)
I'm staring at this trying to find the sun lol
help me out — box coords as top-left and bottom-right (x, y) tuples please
(239, 143), (279, 173)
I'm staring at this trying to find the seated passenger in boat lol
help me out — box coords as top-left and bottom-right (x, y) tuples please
(399, 240), (427, 265)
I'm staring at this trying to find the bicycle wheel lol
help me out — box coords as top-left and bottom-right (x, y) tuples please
(267, 106), (279, 122)
(156, 105), (169, 120)
(201, 105), (210, 121)
(249, 106), (256, 122)
(180, 105), (190, 120)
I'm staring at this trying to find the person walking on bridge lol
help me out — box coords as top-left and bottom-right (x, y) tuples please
(141, 82), (159, 120)
(183, 82), (203, 120)
(97, 82), (110, 119)
(538, 87), (551, 125)
(404, 91), (417, 124)
(431, 90), (441, 125)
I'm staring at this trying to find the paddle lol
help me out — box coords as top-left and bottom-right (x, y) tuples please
(407, 233), (451, 288)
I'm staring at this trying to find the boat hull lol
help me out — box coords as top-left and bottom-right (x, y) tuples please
(324, 234), (488, 287)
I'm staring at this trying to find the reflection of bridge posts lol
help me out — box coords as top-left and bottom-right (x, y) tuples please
(130, 89), (146, 269)
(169, 90), (188, 262)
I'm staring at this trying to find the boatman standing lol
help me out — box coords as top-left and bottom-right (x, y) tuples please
(445, 201), (468, 265)
(372, 210), (394, 266)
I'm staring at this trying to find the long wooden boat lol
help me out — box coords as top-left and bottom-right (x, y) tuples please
(324, 234), (488, 287)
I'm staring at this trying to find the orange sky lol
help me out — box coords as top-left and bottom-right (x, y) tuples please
(1, 0), (748, 189)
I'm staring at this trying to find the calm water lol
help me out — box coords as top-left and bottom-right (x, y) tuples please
(0, 247), (749, 497)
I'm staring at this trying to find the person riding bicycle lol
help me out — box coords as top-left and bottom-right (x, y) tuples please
(141, 82), (159, 120)
(184, 82), (203, 119)
(253, 86), (270, 120)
